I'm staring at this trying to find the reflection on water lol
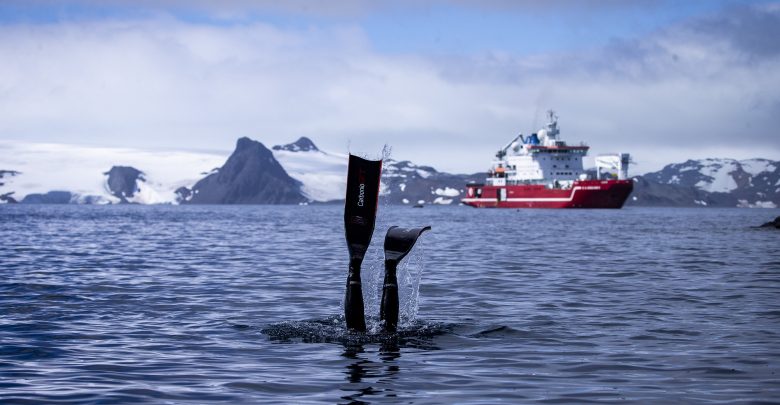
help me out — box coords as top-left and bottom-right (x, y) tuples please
(340, 341), (402, 404)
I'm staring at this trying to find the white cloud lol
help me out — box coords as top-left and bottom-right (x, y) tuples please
(0, 4), (779, 175)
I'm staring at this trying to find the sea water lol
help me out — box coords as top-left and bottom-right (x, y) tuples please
(1, 205), (779, 403)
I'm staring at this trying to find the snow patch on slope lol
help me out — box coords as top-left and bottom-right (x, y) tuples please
(126, 179), (173, 205)
(737, 199), (777, 208)
(740, 159), (776, 176)
(695, 159), (738, 193)
(416, 169), (432, 178)
(272, 149), (347, 202)
(0, 141), (225, 203)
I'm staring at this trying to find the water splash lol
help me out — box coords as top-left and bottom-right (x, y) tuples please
(262, 315), (450, 349)
(366, 146), (396, 327)
(399, 236), (426, 326)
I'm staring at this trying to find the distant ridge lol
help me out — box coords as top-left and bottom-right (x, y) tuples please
(21, 191), (74, 204)
(272, 137), (319, 152)
(1, 138), (777, 207)
(628, 158), (778, 208)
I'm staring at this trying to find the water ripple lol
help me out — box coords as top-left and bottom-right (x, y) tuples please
(1, 205), (779, 403)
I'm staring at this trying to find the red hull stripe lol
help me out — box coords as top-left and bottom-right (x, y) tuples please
(462, 186), (588, 203)
(462, 186), (602, 202)
(461, 180), (634, 209)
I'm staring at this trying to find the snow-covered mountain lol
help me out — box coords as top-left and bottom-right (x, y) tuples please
(0, 141), (225, 204)
(0, 137), (477, 205)
(1, 138), (777, 207)
(629, 158), (779, 208)
(272, 136), (320, 153)
(271, 137), (481, 205)
(380, 159), (482, 205)
(271, 137), (349, 202)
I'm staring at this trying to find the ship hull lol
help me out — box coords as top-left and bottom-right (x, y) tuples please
(461, 180), (633, 209)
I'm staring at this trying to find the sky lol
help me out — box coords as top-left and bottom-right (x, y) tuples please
(0, 0), (778, 174)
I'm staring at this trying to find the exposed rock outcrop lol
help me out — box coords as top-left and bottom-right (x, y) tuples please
(272, 136), (319, 152)
(759, 216), (780, 229)
(1, 192), (17, 203)
(104, 166), (145, 203)
(174, 186), (193, 204)
(626, 177), (711, 207)
(21, 191), (74, 204)
(187, 137), (306, 204)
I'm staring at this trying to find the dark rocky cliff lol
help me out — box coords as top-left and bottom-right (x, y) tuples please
(104, 166), (145, 203)
(187, 137), (306, 204)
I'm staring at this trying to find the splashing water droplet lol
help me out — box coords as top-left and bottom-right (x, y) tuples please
(399, 235), (426, 326)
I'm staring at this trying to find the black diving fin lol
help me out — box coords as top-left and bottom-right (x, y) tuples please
(343, 154), (383, 332)
(380, 225), (431, 333)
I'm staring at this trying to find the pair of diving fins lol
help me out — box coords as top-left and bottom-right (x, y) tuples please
(344, 155), (430, 333)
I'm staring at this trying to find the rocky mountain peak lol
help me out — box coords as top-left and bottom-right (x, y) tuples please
(236, 136), (259, 151)
(186, 137), (306, 204)
(272, 137), (319, 152)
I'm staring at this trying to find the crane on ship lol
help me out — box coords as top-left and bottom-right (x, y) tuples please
(495, 110), (558, 159)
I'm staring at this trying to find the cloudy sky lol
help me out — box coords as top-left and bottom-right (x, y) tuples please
(1, 0), (778, 174)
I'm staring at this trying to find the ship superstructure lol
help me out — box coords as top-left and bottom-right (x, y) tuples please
(461, 111), (633, 208)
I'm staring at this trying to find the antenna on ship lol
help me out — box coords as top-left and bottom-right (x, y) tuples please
(531, 108), (539, 132)
(546, 110), (559, 138)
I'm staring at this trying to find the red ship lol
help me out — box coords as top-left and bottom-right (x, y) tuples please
(461, 111), (633, 209)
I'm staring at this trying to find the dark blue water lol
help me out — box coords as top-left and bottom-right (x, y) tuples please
(2, 205), (779, 403)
